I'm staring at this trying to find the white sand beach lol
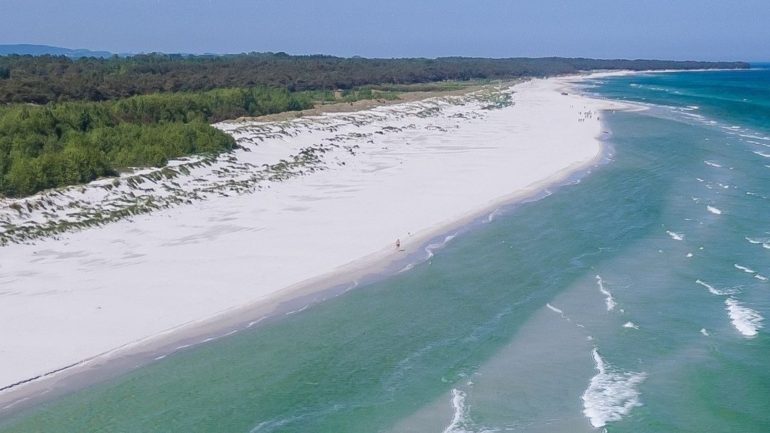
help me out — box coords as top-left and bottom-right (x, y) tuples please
(0, 75), (629, 400)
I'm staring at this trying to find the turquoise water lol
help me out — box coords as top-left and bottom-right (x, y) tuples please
(2, 69), (769, 432)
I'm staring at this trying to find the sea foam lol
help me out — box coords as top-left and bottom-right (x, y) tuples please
(442, 389), (495, 433)
(666, 230), (684, 241)
(444, 389), (471, 433)
(744, 237), (770, 251)
(706, 205), (722, 215)
(695, 279), (738, 296)
(734, 264), (756, 274)
(546, 303), (564, 315)
(582, 348), (647, 428)
(596, 275), (616, 311)
(725, 298), (763, 337)
(425, 233), (458, 259)
(486, 208), (501, 223)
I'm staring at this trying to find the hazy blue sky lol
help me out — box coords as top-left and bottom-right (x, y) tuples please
(1, 0), (767, 60)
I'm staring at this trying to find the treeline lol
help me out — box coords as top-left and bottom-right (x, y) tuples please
(0, 53), (749, 104)
(0, 53), (750, 197)
(0, 87), (314, 197)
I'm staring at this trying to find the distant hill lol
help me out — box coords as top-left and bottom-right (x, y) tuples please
(0, 44), (112, 58)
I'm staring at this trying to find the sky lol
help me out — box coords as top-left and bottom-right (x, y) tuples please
(0, 0), (768, 61)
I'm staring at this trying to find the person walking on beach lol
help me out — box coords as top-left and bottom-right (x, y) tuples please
(395, 238), (401, 249)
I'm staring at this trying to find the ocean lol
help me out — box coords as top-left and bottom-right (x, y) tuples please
(2, 68), (769, 432)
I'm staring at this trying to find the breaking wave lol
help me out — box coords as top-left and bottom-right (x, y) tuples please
(734, 264), (756, 274)
(442, 389), (497, 433)
(596, 275), (616, 311)
(695, 279), (739, 296)
(546, 303), (564, 315)
(582, 348), (647, 428)
(725, 298), (764, 337)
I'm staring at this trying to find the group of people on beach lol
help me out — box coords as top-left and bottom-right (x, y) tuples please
(578, 109), (597, 123)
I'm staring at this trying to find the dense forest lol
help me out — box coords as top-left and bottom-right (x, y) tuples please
(0, 87), (316, 196)
(0, 53), (750, 197)
(0, 54), (749, 104)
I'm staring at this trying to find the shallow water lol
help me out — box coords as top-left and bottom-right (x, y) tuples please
(2, 69), (769, 432)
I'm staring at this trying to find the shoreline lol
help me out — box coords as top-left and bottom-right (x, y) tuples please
(0, 148), (609, 416)
(0, 73), (633, 415)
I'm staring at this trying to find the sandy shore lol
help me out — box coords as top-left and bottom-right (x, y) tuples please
(0, 74), (631, 408)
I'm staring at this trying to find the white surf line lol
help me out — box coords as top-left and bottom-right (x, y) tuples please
(440, 387), (499, 433)
(397, 263), (415, 274)
(737, 132), (770, 142)
(398, 232), (460, 273)
(425, 233), (458, 259)
(246, 316), (268, 328)
(746, 191), (769, 200)
(285, 304), (310, 316)
(704, 160), (722, 168)
(622, 322), (639, 330)
(596, 275), (616, 311)
(706, 205), (722, 215)
(153, 324), (252, 361)
(442, 389), (474, 433)
(486, 208), (502, 223)
(343, 280), (360, 293)
(725, 298), (764, 338)
(581, 348), (647, 429)
(545, 302), (576, 325)
(0, 313), (221, 397)
(0, 396), (30, 411)
(734, 264), (756, 274)
(744, 237), (770, 252)
(695, 279), (738, 296)
(666, 230), (684, 241)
